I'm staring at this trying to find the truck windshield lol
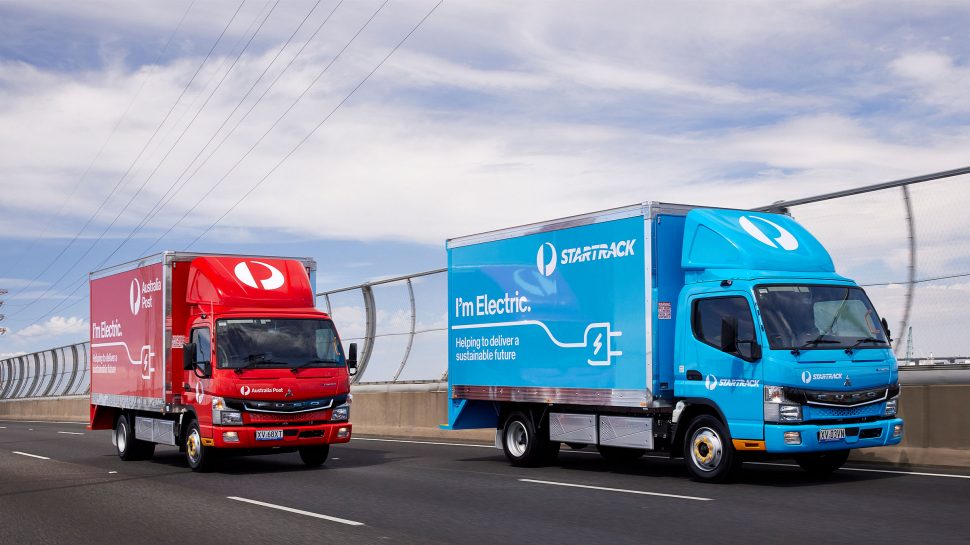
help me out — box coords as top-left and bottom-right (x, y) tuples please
(215, 318), (345, 369)
(753, 285), (889, 351)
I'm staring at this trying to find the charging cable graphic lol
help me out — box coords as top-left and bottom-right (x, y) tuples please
(451, 320), (622, 366)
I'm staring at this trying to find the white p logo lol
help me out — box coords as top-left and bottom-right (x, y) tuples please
(536, 242), (557, 277)
(240, 385), (251, 396)
(739, 216), (799, 251)
(705, 374), (718, 391)
(802, 371), (812, 384)
(234, 261), (285, 290)
(129, 278), (141, 315)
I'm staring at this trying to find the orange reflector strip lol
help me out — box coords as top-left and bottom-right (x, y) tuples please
(202, 438), (215, 447)
(732, 439), (766, 451)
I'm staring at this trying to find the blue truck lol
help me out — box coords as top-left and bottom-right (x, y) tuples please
(444, 203), (903, 482)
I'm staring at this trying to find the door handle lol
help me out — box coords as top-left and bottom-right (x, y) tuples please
(686, 370), (703, 381)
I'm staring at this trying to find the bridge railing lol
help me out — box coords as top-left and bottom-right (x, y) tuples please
(0, 342), (89, 399)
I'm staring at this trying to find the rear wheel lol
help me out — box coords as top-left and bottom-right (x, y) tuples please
(184, 419), (215, 472)
(299, 445), (331, 467)
(796, 450), (849, 475)
(502, 411), (559, 467)
(115, 414), (155, 461)
(597, 445), (646, 463)
(684, 415), (739, 483)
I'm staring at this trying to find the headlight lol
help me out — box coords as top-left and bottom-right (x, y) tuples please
(212, 396), (243, 426)
(331, 404), (350, 422)
(885, 397), (898, 417)
(764, 386), (802, 423)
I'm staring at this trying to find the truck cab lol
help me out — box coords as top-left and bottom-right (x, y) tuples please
(90, 253), (355, 471)
(671, 209), (903, 480)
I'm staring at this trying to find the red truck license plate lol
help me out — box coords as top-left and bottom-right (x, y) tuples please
(255, 430), (284, 441)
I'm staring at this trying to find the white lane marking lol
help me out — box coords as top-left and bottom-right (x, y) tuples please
(12, 451), (50, 460)
(353, 437), (494, 449)
(108, 471), (118, 474)
(57, 431), (85, 436)
(748, 461), (970, 480)
(0, 420), (86, 425)
(227, 497), (365, 526)
(520, 479), (713, 501)
(0, 426), (6, 429)
(355, 437), (970, 480)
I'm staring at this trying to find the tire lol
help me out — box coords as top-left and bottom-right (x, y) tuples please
(683, 415), (740, 483)
(299, 445), (331, 467)
(184, 419), (215, 472)
(597, 445), (646, 463)
(501, 411), (560, 467)
(115, 414), (155, 461)
(796, 450), (849, 475)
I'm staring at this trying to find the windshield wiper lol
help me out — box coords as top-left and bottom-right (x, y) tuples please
(791, 336), (840, 355)
(290, 359), (341, 374)
(233, 353), (288, 373)
(845, 337), (888, 354)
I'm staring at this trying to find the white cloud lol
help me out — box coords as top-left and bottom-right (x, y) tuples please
(16, 316), (88, 338)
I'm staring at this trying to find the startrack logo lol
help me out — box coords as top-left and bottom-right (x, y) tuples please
(535, 239), (636, 276)
(705, 374), (760, 390)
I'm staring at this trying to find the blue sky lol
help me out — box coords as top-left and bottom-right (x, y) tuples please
(1, 0), (970, 362)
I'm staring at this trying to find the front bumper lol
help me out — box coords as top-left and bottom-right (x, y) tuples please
(205, 422), (352, 449)
(764, 418), (903, 453)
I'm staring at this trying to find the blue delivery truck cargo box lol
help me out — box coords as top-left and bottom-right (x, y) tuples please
(445, 202), (903, 482)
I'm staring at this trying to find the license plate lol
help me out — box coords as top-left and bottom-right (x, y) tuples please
(255, 430), (284, 441)
(818, 428), (846, 442)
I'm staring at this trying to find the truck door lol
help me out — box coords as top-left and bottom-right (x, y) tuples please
(682, 294), (764, 442)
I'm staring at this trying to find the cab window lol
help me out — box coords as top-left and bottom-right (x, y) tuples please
(692, 296), (755, 355)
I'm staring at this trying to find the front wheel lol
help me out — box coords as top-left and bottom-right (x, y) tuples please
(184, 419), (215, 472)
(684, 415), (740, 483)
(299, 445), (331, 467)
(502, 411), (559, 467)
(796, 450), (849, 475)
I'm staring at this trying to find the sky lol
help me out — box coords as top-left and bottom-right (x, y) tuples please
(1, 0), (969, 369)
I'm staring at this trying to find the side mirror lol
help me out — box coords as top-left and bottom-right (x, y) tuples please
(183, 342), (197, 370)
(881, 317), (893, 344)
(196, 360), (212, 379)
(347, 342), (358, 376)
(736, 339), (763, 361)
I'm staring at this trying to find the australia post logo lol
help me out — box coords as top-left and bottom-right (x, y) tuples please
(234, 261), (285, 290)
(129, 277), (161, 315)
(535, 239), (637, 277)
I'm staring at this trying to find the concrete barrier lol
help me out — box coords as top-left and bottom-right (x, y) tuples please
(2, 385), (967, 467)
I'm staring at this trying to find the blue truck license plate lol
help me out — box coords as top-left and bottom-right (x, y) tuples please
(818, 428), (846, 442)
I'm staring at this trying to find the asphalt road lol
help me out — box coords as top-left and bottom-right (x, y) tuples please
(1, 420), (968, 545)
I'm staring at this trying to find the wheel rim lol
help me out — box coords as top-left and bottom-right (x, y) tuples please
(506, 420), (529, 458)
(186, 428), (202, 466)
(690, 426), (723, 472)
(117, 421), (127, 453)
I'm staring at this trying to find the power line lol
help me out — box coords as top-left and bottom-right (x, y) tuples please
(9, 1), (248, 315)
(8, 0), (332, 323)
(106, 0), (334, 260)
(2, 0), (198, 285)
(144, 0), (394, 254)
(187, 0), (444, 247)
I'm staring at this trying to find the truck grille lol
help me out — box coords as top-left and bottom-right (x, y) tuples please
(246, 410), (330, 424)
(808, 403), (884, 420)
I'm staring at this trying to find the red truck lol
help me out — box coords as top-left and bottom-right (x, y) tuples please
(89, 252), (356, 471)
